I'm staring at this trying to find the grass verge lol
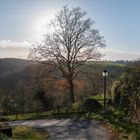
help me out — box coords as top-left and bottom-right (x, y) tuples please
(11, 126), (48, 140)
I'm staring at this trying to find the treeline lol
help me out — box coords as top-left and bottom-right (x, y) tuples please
(101, 60), (140, 65)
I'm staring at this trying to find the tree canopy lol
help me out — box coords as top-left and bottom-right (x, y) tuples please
(29, 6), (105, 103)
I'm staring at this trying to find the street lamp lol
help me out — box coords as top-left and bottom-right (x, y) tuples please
(102, 70), (108, 110)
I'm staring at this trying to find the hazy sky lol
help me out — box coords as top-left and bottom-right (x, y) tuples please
(0, 0), (140, 60)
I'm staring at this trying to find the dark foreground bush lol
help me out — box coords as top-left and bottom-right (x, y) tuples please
(83, 98), (103, 112)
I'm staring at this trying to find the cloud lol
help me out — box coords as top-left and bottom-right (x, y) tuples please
(0, 40), (31, 48)
(0, 40), (32, 59)
(0, 40), (139, 60)
(100, 48), (140, 61)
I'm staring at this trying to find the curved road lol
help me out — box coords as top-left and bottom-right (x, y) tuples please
(9, 119), (112, 140)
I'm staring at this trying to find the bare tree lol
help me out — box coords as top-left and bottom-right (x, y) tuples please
(29, 6), (105, 104)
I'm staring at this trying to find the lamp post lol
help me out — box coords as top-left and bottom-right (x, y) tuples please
(102, 70), (108, 110)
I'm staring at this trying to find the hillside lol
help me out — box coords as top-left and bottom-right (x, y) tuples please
(0, 58), (130, 115)
(76, 61), (127, 95)
(0, 58), (128, 91)
(0, 58), (30, 78)
(0, 58), (30, 90)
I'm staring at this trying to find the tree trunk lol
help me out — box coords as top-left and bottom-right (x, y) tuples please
(68, 78), (75, 104)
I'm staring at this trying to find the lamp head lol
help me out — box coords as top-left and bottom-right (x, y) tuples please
(102, 70), (108, 77)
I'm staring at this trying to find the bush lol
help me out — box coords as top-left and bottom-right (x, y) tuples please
(71, 101), (83, 112)
(83, 98), (103, 112)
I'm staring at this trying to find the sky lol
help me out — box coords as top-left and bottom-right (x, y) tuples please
(0, 0), (140, 60)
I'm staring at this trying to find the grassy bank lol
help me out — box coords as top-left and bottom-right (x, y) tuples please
(12, 126), (48, 140)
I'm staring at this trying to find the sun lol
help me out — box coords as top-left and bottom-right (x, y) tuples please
(33, 18), (49, 40)
(31, 10), (56, 41)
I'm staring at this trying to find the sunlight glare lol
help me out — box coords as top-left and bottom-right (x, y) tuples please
(33, 17), (49, 41)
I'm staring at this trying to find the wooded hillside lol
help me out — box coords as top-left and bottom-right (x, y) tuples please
(0, 58), (128, 114)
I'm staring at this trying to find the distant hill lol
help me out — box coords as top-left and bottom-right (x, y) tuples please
(0, 58), (30, 78)
(0, 58), (31, 90)
(76, 61), (128, 94)
(0, 58), (132, 92)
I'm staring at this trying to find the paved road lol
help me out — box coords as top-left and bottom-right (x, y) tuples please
(9, 119), (111, 140)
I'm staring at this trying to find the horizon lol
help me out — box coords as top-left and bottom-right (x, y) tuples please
(0, 0), (140, 60)
(0, 57), (138, 62)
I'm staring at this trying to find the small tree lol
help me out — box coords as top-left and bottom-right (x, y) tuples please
(29, 6), (105, 104)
